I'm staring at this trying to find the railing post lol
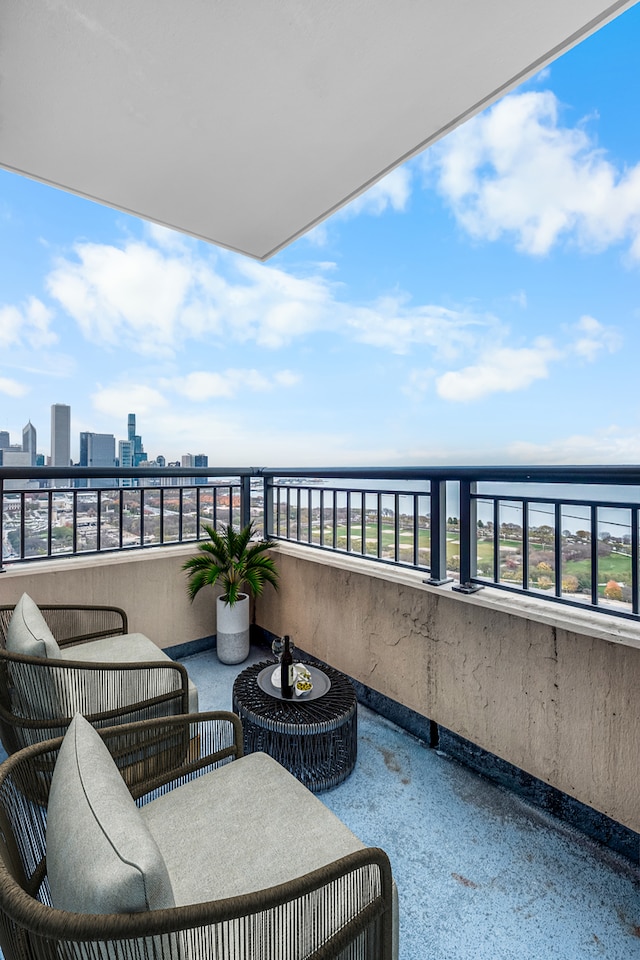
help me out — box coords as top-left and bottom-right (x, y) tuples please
(453, 479), (483, 594)
(240, 474), (252, 530)
(263, 475), (274, 539)
(425, 480), (452, 585)
(0, 477), (4, 572)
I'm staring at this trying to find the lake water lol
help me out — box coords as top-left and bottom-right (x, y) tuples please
(272, 477), (640, 536)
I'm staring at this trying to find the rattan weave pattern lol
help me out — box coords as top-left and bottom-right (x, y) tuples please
(233, 660), (357, 792)
(0, 605), (189, 755)
(0, 713), (394, 960)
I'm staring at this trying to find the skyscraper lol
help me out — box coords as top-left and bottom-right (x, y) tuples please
(80, 432), (116, 488)
(51, 404), (71, 486)
(22, 421), (37, 466)
(0, 431), (9, 450)
(118, 439), (134, 487)
(194, 454), (208, 485)
(126, 413), (147, 466)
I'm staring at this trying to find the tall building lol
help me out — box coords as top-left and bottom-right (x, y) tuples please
(51, 403), (71, 486)
(118, 440), (134, 487)
(22, 421), (37, 466)
(0, 431), (10, 450)
(126, 413), (147, 467)
(79, 432), (116, 488)
(0, 449), (35, 490)
(194, 453), (208, 485)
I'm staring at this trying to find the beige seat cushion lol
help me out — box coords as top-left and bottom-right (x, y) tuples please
(142, 751), (364, 902)
(61, 633), (198, 713)
(6, 593), (61, 659)
(47, 714), (175, 915)
(142, 751), (398, 958)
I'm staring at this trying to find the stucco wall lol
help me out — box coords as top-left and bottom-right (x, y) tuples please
(0, 546), (216, 648)
(258, 543), (640, 834)
(3, 541), (640, 832)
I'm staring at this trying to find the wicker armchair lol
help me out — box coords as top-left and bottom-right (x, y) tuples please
(0, 713), (395, 960)
(0, 603), (191, 755)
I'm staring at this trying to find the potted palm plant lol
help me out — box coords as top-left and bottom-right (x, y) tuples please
(182, 521), (279, 664)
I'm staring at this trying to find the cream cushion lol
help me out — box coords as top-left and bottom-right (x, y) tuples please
(6, 593), (61, 659)
(142, 751), (399, 958)
(47, 713), (175, 915)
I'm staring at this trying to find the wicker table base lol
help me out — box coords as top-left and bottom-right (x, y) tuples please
(232, 660), (357, 792)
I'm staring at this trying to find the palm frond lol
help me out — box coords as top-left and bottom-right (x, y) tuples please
(182, 521), (278, 604)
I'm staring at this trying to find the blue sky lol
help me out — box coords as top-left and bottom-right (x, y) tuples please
(2, 7), (640, 468)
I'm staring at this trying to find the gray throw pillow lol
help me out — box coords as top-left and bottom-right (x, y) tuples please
(6, 593), (61, 659)
(47, 713), (175, 914)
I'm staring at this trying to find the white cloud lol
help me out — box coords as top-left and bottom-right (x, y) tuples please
(274, 369), (301, 387)
(344, 167), (412, 217)
(0, 297), (56, 349)
(47, 240), (337, 354)
(571, 314), (621, 361)
(436, 339), (559, 401)
(46, 235), (497, 358)
(92, 383), (168, 420)
(0, 377), (28, 398)
(47, 242), (195, 358)
(166, 368), (298, 401)
(427, 89), (640, 259)
(345, 296), (491, 358)
(507, 428), (640, 464)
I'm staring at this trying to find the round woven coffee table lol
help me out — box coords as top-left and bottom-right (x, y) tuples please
(232, 660), (357, 792)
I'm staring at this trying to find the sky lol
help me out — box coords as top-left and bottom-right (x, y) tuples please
(2, 8), (640, 469)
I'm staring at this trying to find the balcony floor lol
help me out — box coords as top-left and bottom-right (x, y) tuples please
(183, 644), (640, 960)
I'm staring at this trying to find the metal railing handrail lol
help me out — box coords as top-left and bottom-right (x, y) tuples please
(3, 464), (640, 622)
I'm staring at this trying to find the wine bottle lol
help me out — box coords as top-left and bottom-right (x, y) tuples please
(280, 634), (294, 699)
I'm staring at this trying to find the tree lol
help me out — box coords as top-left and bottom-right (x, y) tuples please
(603, 580), (622, 601)
(536, 525), (554, 545)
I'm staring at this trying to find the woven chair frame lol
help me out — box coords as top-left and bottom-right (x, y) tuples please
(0, 713), (394, 960)
(0, 605), (189, 755)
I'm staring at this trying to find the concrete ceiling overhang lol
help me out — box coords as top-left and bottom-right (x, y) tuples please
(1, 1), (636, 261)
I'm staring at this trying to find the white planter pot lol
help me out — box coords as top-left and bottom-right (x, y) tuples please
(216, 593), (250, 664)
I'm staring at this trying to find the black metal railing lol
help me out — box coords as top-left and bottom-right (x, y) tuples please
(0, 466), (246, 565)
(3, 464), (640, 622)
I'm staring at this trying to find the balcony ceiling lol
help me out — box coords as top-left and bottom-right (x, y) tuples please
(1, 1), (636, 261)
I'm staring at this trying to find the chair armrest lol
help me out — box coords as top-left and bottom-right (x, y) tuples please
(38, 605), (129, 645)
(3, 845), (394, 959)
(101, 711), (245, 797)
(0, 655), (190, 754)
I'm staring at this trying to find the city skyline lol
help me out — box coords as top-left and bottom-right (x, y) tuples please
(1, 8), (640, 466)
(1, 407), (205, 468)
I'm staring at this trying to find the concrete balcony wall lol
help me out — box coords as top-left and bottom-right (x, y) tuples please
(257, 543), (640, 835)
(0, 545), (216, 648)
(2, 541), (640, 835)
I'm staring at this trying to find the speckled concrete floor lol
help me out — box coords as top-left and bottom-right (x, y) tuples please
(183, 644), (640, 960)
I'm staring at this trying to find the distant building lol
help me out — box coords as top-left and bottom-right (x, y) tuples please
(79, 432), (116, 487)
(22, 421), (37, 466)
(118, 439), (134, 487)
(0, 431), (10, 450)
(182, 453), (207, 486)
(51, 404), (71, 486)
(126, 413), (147, 467)
(195, 453), (208, 485)
(1, 449), (37, 490)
